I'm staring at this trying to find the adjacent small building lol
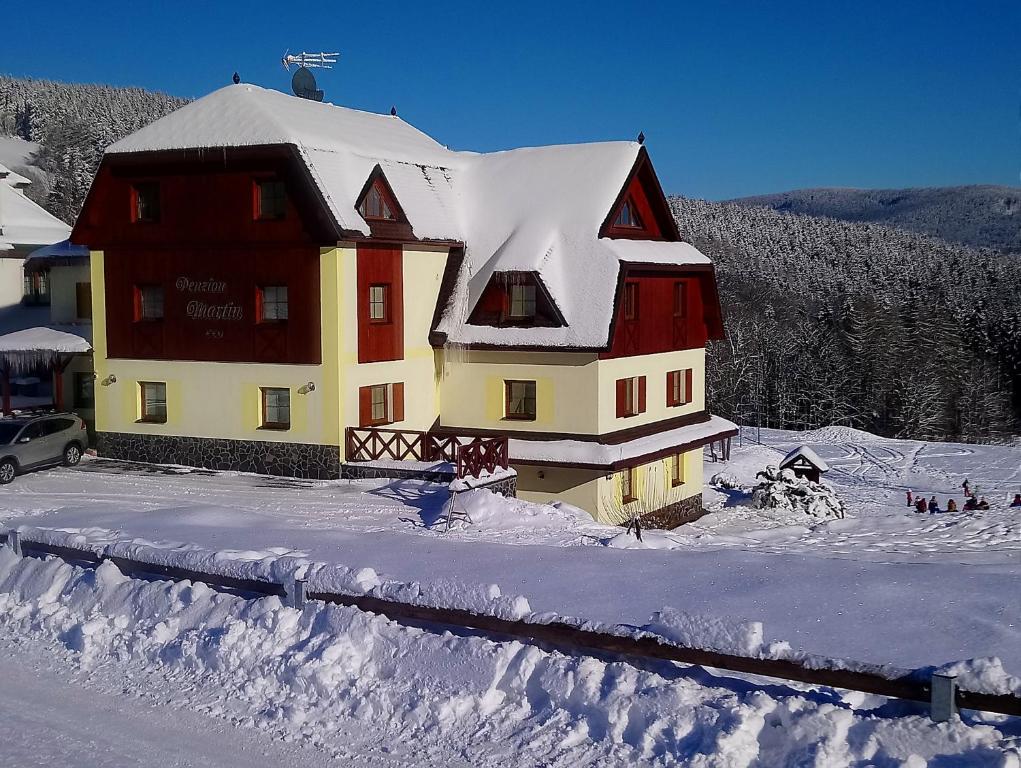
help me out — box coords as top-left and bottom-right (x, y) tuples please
(71, 83), (737, 527)
(779, 445), (829, 484)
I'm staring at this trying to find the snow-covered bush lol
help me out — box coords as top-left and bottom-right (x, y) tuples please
(751, 465), (845, 520)
(710, 472), (742, 490)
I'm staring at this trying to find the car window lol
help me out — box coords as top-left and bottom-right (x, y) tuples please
(0, 422), (25, 443)
(19, 423), (44, 441)
(48, 418), (75, 434)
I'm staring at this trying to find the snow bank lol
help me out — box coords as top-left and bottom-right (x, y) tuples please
(643, 607), (764, 656)
(0, 548), (1014, 766)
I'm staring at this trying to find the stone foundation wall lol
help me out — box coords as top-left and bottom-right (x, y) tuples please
(97, 432), (341, 480)
(639, 493), (705, 530)
(341, 463), (455, 484)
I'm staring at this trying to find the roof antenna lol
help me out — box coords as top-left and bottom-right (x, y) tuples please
(390, 105), (397, 117)
(281, 49), (339, 102)
(637, 131), (645, 145)
(232, 72), (241, 85)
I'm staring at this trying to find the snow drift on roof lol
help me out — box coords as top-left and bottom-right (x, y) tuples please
(0, 327), (92, 354)
(102, 83), (715, 348)
(0, 184), (71, 249)
(780, 445), (830, 473)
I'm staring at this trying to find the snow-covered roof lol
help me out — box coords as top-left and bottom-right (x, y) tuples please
(0, 183), (71, 249)
(779, 445), (830, 473)
(0, 327), (92, 374)
(0, 163), (31, 190)
(101, 84), (714, 349)
(509, 416), (737, 468)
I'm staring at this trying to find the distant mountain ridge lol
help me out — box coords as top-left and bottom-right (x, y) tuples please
(729, 185), (1021, 255)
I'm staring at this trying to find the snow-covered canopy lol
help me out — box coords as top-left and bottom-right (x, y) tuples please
(0, 327), (92, 375)
(103, 84), (713, 348)
(0, 182), (71, 249)
(779, 445), (830, 473)
(0, 162), (31, 192)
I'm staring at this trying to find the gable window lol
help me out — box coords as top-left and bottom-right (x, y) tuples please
(673, 281), (687, 317)
(509, 283), (536, 319)
(615, 375), (646, 418)
(132, 182), (160, 223)
(623, 282), (639, 321)
(260, 387), (290, 429)
(359, 182), (395, 221)
(368, 284), (389, 322)
(74, 373), (94, 408)
(135, 284), (164, 321)
(76, 282), (92, 320)
(670, 453), (685, 486)
(505, 380), (537, 421)
(666, 369), (692, 407)
(139, 381), (167, 423)
(258, 285), (288, 322)
(620, 467), (636, 503)
(614, 198), (641, 229)
(255, 179), (286, 220)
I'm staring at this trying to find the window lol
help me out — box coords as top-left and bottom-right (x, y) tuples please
(359, 182), (395, 220)
(505, 380), (537, 421)
(132, 182), (160, 223)
(620, 468), (636, 503)
(135, 284), (164, 321)
(508, 283), (536, 319)
(260, 387), (290, 429)
(614, 199), (641, 228)
(673, 281), (687, 318)
(671, 453), (685, 487)
(76, 282), (92, 320)
(359, 383), (405, 427)
(258, 286), (288, 322)
(616, 375), (645, 418)
(623, 282), (639, 321)
(371, 384), (389, 423)
(255, 179), (286, 220)
(74, 373), (94, 408)
(368, 284), (389, 322)
(667, 369), (692, 407)
(139, 382), (167, 423)
(23, 272), (50, 305)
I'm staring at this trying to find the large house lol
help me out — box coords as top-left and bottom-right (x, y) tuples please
(70, 83), (736, 526)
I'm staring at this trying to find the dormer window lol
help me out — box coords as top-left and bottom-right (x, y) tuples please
(613, 198), (641, 229)
(132, 182), (160, 223)
(359, 181), (395, 221)
(255, 179), (286, 220)
(509, 283), (536, 319)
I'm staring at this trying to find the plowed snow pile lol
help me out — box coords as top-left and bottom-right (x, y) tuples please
(0, 548), (1015, 767)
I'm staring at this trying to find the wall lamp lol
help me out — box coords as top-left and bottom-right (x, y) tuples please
(298, 382), (316, 395)
(101, 374), (117, 386)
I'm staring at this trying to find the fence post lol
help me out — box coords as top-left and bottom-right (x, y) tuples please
(7, 529), (21, 557)
(285, 576), (306, 609)
(930, 673), (957, 723)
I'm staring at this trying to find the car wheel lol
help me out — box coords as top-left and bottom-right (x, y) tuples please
(63, 443), (82, 467)
(0, 459), (15, 484)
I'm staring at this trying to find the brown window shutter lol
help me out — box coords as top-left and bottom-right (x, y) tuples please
(685, 369), (693, 404)
(392, 382), (405, 423)
(132, 286), (141, 321)
(358, 386), (372, 427)
(638, 376), (647, 414)
(615, 378), (626, 418)
(666, 371), (675, 407)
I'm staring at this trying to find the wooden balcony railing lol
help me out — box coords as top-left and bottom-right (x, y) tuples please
(344, 427), (509, 479)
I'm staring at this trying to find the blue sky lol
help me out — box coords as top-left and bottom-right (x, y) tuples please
(5, 0), (1020, 199)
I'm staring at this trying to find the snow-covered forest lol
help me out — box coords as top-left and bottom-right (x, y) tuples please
(1, 75), (1018, 441)
(0, 75), (187, 222)
(675, 196), (1021, 441)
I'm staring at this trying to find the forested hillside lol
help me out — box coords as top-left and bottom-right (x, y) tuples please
(673, 197), (1021, 441)
(731, 186), (1021, 255)
(0, 75), (187, 222)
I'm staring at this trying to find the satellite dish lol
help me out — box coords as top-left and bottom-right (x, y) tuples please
(291, 67), (324, 101)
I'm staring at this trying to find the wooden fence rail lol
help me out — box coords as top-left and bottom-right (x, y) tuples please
(2, 530), (1018, 721)
(345, 427), (509, 479)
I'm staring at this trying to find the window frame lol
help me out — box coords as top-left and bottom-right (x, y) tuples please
(614, 198), (642, 229)
(504, 379), (537, 421)
(359, 181), (396, 221)
(131, 182), (161, 224)
(368, 284), (390, 324)
(134, 284), (164, 322)
(257, 285), (289, 323)
(369, 383), (390, 424)
(623, 282), (639, 321)
(138, 381), (168, 424)
(621, 376), (640, 417)
(673, 281), (687, 318)
(508, 283), (537, 320)
(620, 467), (636, 503)
(260, 387), (291, 430)
(671, 453), (685, 487)
(254, 178), (287, 221)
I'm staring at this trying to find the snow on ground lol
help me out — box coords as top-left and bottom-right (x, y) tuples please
(0, 548), (1016, 767)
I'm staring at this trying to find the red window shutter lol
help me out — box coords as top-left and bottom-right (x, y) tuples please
(638, 376), (647, 414)
(132, 286), (141, 321)
(358, 386), (372, 427)
(392, 382), (405, 423)
(685, 369), (693, 404)
(616, 378), (627, 418)
(666, 371), (676, 407)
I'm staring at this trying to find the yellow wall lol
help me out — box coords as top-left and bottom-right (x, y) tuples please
(49, 264), (92, 324)
(595, 348), (706, 434)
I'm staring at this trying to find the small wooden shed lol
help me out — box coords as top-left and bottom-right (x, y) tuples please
(779, 445), (829, 484)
